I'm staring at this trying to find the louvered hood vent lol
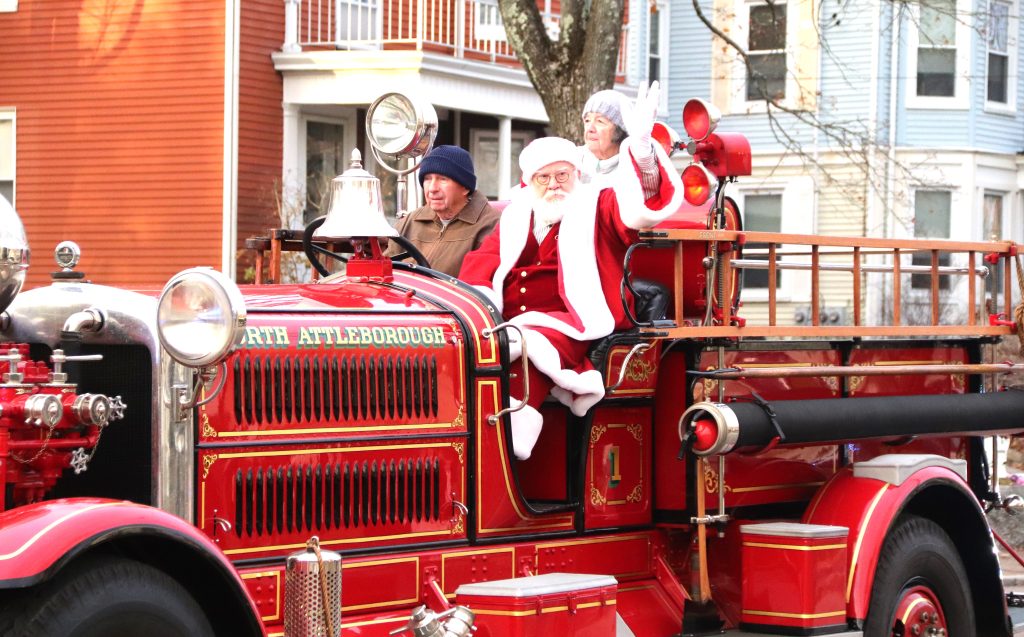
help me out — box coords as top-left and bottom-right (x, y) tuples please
(234, 458), (442, 538)
(232, 353), (439, 426)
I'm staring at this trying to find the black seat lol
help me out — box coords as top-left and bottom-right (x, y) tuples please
(631, 278), (670, 324)
(587, 278), (668, 371)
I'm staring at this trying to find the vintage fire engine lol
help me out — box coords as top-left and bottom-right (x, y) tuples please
(2, 92), (1024, 637)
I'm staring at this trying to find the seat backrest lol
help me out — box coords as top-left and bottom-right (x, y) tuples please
(630, 278), (669, 324)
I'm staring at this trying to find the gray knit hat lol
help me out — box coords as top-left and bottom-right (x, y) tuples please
(418, 145), (476, 192)
(582, 90), (632, 133)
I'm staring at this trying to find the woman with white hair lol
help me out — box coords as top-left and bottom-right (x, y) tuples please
(579, 88), (633, 188)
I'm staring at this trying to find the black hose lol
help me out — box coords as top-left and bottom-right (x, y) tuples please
(714, 391), (1024, 451)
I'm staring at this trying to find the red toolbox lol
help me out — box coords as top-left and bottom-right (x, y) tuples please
(455, 572), (618, 637)
(740, 522), (849, 634)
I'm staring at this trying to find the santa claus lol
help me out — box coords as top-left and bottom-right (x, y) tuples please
(458, 82), (683, 460)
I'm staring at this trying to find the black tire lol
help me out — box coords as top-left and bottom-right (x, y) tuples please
(13, 555), (214, 637)
(864, 514), (975, 636)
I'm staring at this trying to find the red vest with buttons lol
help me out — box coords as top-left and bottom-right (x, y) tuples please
(502, 224), (565, 319)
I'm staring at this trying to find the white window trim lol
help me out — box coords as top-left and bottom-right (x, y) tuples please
(905, 0), (972, 110)
(299, 113), (356, 215)
(0, 109), (14, 207)
(0, 1), (16, 12)
(734, 175), (813, 303)
(731, 0), (803, 114)
(647, 0), (669, 115)
(903, 188), (956, 299)
(984, 0), (1018, 114)
(981, 189), (1009, 240)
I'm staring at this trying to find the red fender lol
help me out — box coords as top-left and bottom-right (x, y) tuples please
(0, 498), (264, 634)
(801, 456), (980, 620)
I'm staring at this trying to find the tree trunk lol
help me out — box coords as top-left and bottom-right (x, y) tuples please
(498, 0), (625, 143)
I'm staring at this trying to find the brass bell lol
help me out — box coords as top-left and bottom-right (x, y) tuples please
(313, 149), (399, 241)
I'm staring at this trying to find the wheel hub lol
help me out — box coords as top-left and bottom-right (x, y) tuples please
(893, 585), (948, 636)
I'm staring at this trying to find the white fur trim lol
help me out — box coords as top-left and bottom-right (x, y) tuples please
(521, 329), (605, 416)
(496, 186), (614, 343)
(519, 137), (581, 184)
(611, 136), (685, 230)
(507, 332), (522, 362)
(550, 369), (606, 416)
(509, 402), (544, 460)
(472, 284), (503, 313)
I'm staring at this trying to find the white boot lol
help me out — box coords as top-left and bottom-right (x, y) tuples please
(509, 404), (543, 461)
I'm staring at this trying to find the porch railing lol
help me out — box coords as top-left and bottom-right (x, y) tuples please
(283, 0), (629, 74)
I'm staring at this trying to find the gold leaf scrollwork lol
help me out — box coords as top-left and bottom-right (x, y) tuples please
(809, 364), (841, 395)
(703, 463), (730, 494)
(952, 373), (965, 393)
(452, 516), (465, 535)
(848, 374), (865, 395)
(626, 424), (643, 442)
(823, 375), (840, 395)
(590, 424), (607, 446)
(452, 405), (465, 430)
(202, 454), (219, 480)
(626, 482), (643, 503)
(201, 413), (216, 438)
(624, 357), (655, 383)
(590, 486), (607, 507)
(452, 442), (465, 465)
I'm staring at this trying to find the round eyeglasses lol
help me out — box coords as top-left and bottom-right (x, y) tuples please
(532, 170), (573, 186)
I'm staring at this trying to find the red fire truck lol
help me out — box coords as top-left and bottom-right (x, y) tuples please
(2, 93), (1024, 637)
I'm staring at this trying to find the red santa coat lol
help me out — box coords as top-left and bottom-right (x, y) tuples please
(459, 145), (683, 415)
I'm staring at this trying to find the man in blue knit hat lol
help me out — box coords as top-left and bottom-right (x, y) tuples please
(385, 145), (500, 276)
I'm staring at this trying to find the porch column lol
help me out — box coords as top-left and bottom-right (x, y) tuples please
(282, 103), (304, 227)
(283, 0), (301, 53)
(497, 116), (512, 200)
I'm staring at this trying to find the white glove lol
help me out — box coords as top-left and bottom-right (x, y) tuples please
(627, 81), (660, 160)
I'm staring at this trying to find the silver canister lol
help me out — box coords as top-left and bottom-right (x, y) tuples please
(284, 538), (342, 637)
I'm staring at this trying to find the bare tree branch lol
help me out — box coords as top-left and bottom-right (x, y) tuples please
(498, 0), (624, 141)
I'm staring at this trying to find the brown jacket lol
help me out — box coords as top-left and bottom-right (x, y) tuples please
(385, 190), (500, 277)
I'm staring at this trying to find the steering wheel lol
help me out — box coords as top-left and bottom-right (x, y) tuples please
(302, 216), (431, 277)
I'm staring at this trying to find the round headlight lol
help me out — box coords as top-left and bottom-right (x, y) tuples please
(157, 268), (246, 368)
(366, 92), (437, 157)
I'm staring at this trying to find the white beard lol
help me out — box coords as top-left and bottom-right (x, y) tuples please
(533, 188), (580, 228)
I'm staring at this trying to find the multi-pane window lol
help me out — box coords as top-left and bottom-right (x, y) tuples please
(743, 194), (783, 289)
(911, 191), (952, 290)
(917, 0), (957, 97)
(987, 1), (1010, 103)
(305, 121), (345, 224)
(474, 0), (506, 41)
(648, 4), (662, 85)
(747, 2), (787, 101)
(0, 114), (13, 206)
(984, 192), (1005, 299)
